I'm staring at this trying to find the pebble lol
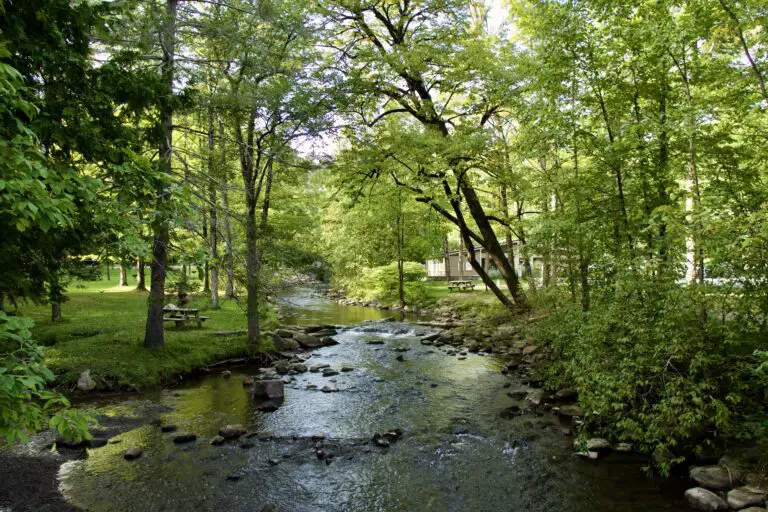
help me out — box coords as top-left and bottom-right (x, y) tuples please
(123, 448), (143, 460)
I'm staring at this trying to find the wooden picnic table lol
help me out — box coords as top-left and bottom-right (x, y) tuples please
(163, 306), (209, 328)
(447, 280), (476, 292)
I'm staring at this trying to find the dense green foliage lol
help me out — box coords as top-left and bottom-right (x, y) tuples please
(344, 262), (428, 305)
(0, 312), (93, 443)
(536, 281), (767, 473)
(1, 0), (767, 472)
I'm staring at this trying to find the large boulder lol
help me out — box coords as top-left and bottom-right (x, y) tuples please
(266, 332), (300, 352)
(586, 438), (610, 451)
(690, 465), (737, 491)
(293, 333), (324, 349)
(684, 488), (728, 511)
(274, 361), (291, 374)
(557, 405), (584, 418)
(554, 388), (578, 401)
(77, 370), (97, 391)
(276, 329), (296, 338)
(524, 388), (548, 407)
(574, 438), (610, 452)
(727, 486), (767, 509)
(251, 379), (285, 400)
(218, 424), (247, 439)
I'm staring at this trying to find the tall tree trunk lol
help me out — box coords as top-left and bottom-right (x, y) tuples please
(208, 110), (219, 307)
(222, 179), (235, 299)
(596, 95), (632, 255)
(105, 260), (110, 282)
(442, 235), (451, 281)
(657, 83), (670, 275)
(669, 47), (704, 284)
(202, 215), (210, 294)
(245, 197), (261, 345)
(542, 197), (553, 288)
(219, 120), (235, 300)
(136, 257), (147, 291)
(144, 0), (177, 350)
(50, 272), (62, 321)
(573, 142), (590, 311)
(119, 265), (128, 286)
(259, 160), (274, 229)
(396, 190), (405, 307)
(499, 184), (517, 279)
(458, 236), (464, 280)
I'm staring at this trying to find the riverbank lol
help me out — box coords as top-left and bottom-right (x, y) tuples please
(19, 277), (273, 393)
(9, 308), (697, 511)
(324, 283), (768, 509)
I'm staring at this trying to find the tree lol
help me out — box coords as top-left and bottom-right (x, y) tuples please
(144, 0), (178, 349)
(204, 0), (329, 344)
(321, 0), (527, 310)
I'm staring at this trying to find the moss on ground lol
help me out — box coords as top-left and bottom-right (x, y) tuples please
(19, 270), (270, 392)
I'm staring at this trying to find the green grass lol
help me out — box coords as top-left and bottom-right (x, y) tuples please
(421, 280), (510, 313)
(19, 269), (268, 392)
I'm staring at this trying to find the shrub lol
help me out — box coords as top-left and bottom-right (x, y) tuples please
(0, 312), (93, 443)
(536, 278), (768, 474)
(346, 261), (427, 304)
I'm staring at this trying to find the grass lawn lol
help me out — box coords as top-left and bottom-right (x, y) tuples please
(421, 280), (516, 317)
(19, 268), (266, 392)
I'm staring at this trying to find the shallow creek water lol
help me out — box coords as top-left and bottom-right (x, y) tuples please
(55, 288), (694, 511)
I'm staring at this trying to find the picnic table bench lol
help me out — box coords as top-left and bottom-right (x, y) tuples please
(447, 280), (476, 292)
(163, 306), (209, 328)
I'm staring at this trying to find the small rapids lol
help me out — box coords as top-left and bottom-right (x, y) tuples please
(50, 288), (693, 511)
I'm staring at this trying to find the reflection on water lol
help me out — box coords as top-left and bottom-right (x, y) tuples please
(277, 287), (419, 326)
(58, 289), (694, 511)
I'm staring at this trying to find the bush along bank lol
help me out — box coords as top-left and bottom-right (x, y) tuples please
(393, 295), (768, 510)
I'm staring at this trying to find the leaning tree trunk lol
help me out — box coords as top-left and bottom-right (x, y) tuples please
(458, 180), (526, 308)
(447, 193), (517, 310)
(144, 0), (177, 350)
(499, 184), (517, 280)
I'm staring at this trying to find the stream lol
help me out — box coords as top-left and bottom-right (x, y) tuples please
(48, 288), (693, 511)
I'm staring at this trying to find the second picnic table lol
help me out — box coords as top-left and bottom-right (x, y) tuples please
(163, 307), (209, 328)
(447, 280), (476, 292)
